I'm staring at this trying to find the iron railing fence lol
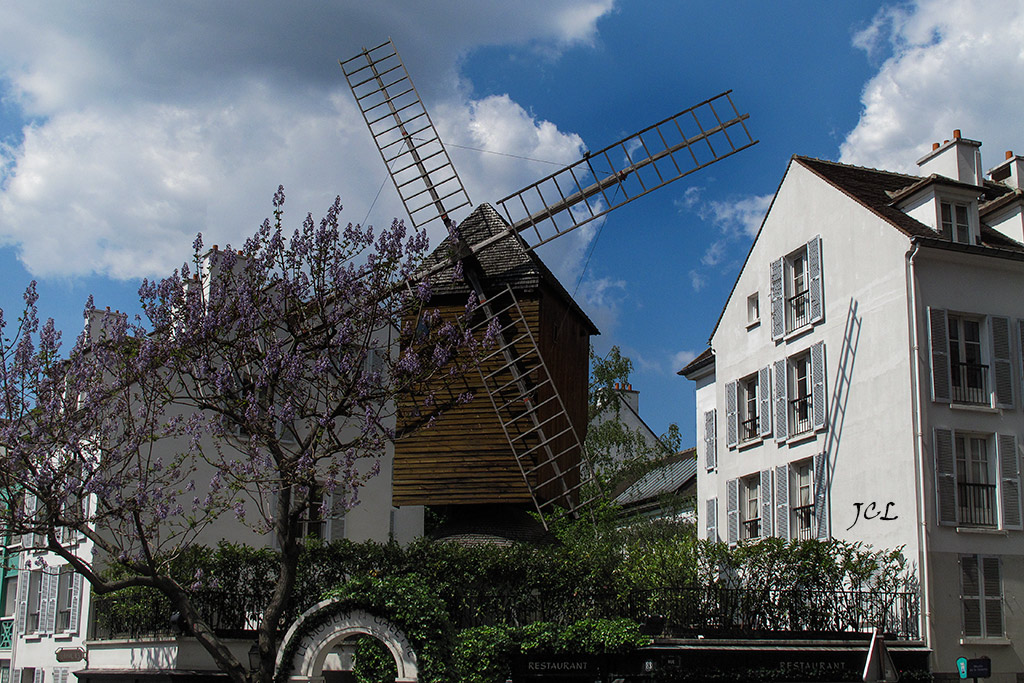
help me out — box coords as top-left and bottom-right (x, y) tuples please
(951, 362), (988, 405)
(790, 395), (812, 435)
(90, 585), (921, 642)
(957, 482), (997, 527)
(793, 504), (815, 540)
(787, 290), (810, 331)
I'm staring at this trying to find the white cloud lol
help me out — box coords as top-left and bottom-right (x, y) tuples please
(671, 349), (698, 371)
(688, 269), (706, 292)
(842, 0), (1024, 173)
(0, 1), (614, 279)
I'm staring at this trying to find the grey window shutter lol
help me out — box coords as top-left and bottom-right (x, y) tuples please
(703, 409), (717, 470)
(991, 316), (1014, 409)
(32, 669), (42, 683)
(44, 569), (58, 634)
(11, 671), (20, 683)
(774, 359), (788, 442)
(328, 491), (347, 542)
(770, 257), (784, 340)
(813, 453), (829, 539)
(998, 433), (1022, 530)
(1018, 320), (1024, 410)
(706, 497), (718, 542)
(775, 464), (790, 540)
(68, 571), (83, 634)
(725, 380), (738, 448)
(760, 469), (773, 537)
(981, 556), (1003, 637)
(961, 555), (981, 637)
(726, 478), (739, 546)
(934, 428), (957, 525)
(22, 494), (36, 550)
(807, 235), (824, 324)
(928, 307), (951, 402)
(758, 366), (772, 438)
(811, 341), (826, 430)
(15, 567), (27, 635)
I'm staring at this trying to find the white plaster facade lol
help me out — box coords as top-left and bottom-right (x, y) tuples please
(684, 134), (1024, 680)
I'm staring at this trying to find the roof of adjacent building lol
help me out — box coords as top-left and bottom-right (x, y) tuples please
(678, 347), (714, 377)
(418, 203), (599, 334)
(613, 448), (697, 508)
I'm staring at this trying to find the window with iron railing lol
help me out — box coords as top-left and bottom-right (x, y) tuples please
(787, 289), (810, 332)
(789, 353), (813, 435)
(949, 315), (988, 405)
(742, 477), (760, 540)
(955, 434), (997, 527)
(951, 362), (988, 405)
(739, 375), (759, 443)
(790, 396), (812, 436)
(742, 517), (761, 540)
(793, 504), (815, 540)
(957, 483), (997, 527)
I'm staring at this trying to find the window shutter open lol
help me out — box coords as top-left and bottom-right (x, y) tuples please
(774, 359), (788, 442)
(760, 469), (773, 537)
(1018, 319), (1024, 410)
(775, 464), (790, 540)
(961, 555), (982, 637)
(22, 494), (36, 550)
(934, 428), (957, 525)
(811, 341), (826, 430)
(11, 671), (20, 683)
(68, 572), (83, 634)
(998, 433), (1022, 530)
(758, 366), (772, 438)
(704, 409), (717, 470)
(770, 257), (784, 340)
(32, 670), (42, 683)
(813, 453), (829, 539)
(44, 570), (58, 634)
(725, 381), (738, 448)
(981, 556), (1003, 638)
(928, 308), (951, 403)
(807, 235), (824, 324)
(726, 478), (739, 546)
(15, 568), (27, 635)
(706, 497), (718, 542)
(991, 316), (1014, 409)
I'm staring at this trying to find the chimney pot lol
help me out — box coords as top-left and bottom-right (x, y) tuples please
(1007, 150), (1014, 160)
(105, 306), (110, 311)
(212, 245), (219, 251)
(943, 139), (949, 145)
(932, 142), (940, 151)
(953, 129), (961, 140)
(237, 250), (243, 256)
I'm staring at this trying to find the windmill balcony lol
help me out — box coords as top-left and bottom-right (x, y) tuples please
(957, 482), (997, 527)
(951, 362), (988, 405)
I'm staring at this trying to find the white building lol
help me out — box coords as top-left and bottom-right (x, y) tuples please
(681, 132), (1024, 680)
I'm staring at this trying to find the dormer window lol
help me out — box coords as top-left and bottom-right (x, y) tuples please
(940, 201), (971, 244)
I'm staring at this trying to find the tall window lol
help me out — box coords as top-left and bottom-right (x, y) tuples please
(25, 571), (41, 634)
(298, 486), (327, 540)
(740, 375), (759, 443)
(770, 236), (823, 340)
(948, 314), (986, 405)
(955, 434), (996, 527)
(787, 250), (809, 331)
(55, 566), (76, 633)
(941, 201), (971, 244)
(794, 461), (814, 539)
(789, 353), (812, 436)
(742, 476), (760, 540)
(961, 555), (1002, 638)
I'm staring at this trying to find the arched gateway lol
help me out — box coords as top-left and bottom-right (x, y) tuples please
(276, 598), (419, 683)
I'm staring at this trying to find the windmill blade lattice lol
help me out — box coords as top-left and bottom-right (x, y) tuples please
(492, 91), (756, 253)
(341, 40), (472, 229)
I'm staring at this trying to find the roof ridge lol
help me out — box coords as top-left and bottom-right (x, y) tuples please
(793, 155), (920, 181)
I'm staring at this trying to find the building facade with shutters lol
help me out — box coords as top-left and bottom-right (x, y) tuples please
(681, 133), (1024, 680)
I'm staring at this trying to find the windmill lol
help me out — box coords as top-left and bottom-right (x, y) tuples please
(341, 40), (756, 526)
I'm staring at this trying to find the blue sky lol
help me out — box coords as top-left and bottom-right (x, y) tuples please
(1, 1), (1023, 447)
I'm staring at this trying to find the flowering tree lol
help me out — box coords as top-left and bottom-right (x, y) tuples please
(0, 188), (478, 683)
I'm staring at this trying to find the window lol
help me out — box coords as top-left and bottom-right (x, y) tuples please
(928, 309), (1014, 409)
(55, 566), (75, 633)
(961, 555), (1002, 638)
(739, 375), (759, 443)
(741, 476), (760, 540)
(703, 409), (717, 471)
(935, 429), (1022, 529)
(773, 341), (825, 442)
(948, 314), (987, 405)
(298, 486), (327, 540)
(746, 292), (760, 326)
(770, 236), (823, 339)
(955, 434), (997, 527)
(794, 461), (815, 540)
(24, 571), (41, 634)
(726, 369), (770, 448)
(941, 201), (971, 244)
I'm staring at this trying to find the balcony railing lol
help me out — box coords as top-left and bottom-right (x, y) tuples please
(742, 518), (761, 540)
(787, 290), (810, 331)
(793, 504), (815, 540)
(740, 416), (758, 442)
(0, 616), (12, 650)
(790, 395), (812, 435)
(958, 482), (997, 527)
(951, 362), (988, 405)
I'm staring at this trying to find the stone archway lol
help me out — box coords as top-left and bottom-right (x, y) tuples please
(276, 598), (419, 683)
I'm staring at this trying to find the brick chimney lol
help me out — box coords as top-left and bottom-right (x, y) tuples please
(917, 130), (984, 186)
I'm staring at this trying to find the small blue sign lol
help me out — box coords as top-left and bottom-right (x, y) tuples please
(956, 657), (968, 679)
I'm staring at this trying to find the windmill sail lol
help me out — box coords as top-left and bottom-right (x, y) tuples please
(341, 40), (472, 229)
(491, 91), (756, 253)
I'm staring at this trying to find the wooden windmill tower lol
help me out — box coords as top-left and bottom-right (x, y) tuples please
(341, 40), (756, 528)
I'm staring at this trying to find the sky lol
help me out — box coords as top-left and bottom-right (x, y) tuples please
(1, 0), (1024, 448)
